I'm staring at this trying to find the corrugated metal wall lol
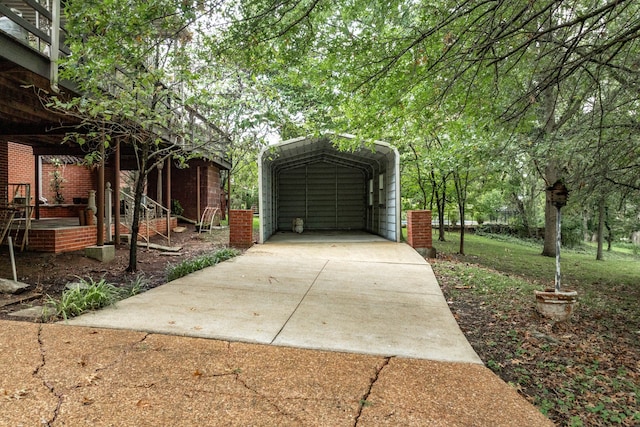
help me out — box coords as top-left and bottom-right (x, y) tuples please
(258, 135), (400, 243)
(277, 162), (365, 231)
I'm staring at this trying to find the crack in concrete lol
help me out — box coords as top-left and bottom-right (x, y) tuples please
(91, 332), (151, 376)
(354, 356), (392, 426)
(233, 372), (304, 424)
(34, 325), (63, 427)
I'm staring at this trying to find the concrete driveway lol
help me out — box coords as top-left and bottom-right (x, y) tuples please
(66, 232), (481, 364)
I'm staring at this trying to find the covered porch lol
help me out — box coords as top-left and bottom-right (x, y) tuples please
(0, 1), (229, 254)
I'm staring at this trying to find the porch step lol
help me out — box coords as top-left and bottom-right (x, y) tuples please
(0, 278), (31, 295)
(120, 235), (181, 252)
(143, 242), (182, 252)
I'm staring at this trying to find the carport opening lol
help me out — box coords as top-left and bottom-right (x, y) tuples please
(259, 135), (400, 243)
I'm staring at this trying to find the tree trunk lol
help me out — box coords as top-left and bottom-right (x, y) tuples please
(542, 196), (558, 256)
(583, 210), (590, 242)
(458, 203), (465, 255)
(127, 147), (150, 272)
(431, 171), (447, 242)
(454, 170), (468, 255)
(596, 197), (605, 261)
(512, 191), (530, 236)
(605, 206), (612, 252)
(437, 191), (446, 242)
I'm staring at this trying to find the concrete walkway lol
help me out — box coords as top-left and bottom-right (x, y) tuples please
(66, 234), (480, 363)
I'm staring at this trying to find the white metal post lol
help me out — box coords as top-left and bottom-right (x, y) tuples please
(555, 206), (562, 292)
(49, 0), (60, 92)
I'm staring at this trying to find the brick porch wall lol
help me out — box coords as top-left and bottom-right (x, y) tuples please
(12, 217), (178, 253)
(407, 210), (433, 250)
(229, 209), (253, 248)
(26, 226), (97, 253)
(39, 205), (87, 218)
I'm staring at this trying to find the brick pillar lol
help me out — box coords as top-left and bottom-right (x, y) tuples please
(229, 209), (254, 248)
(407, 210), (433, 254)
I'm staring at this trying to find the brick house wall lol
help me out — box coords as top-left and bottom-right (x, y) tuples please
(2, 143), (100, 207)
(1, 141), (35, 204)
(150, 161), (223, 222)
(7, 143), (36, 198)
(204, 166), (222, 214)
(0, 141), (8, 203)
(41, 162), (97, 204)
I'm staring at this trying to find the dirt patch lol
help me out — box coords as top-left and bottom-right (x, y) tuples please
(0, 224), (232, 320)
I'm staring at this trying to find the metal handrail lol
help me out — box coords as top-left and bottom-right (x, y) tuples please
(120, 191), (171, 247)
(0, 1), (68, 57)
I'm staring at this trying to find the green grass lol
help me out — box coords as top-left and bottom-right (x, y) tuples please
(434, 231), (639, 286)
(433, 232), (640, 323)
(166, 247), (240, 281)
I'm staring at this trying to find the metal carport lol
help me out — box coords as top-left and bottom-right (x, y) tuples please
(258, 134), (400, 243)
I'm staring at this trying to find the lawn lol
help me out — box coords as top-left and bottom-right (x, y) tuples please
(430, 231), (640, 426)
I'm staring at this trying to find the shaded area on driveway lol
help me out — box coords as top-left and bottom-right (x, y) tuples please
(66, 233), (480, 363)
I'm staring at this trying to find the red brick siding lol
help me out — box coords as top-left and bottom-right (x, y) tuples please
(7, 143), (35, 198)
(117, 217), (177, 241)
(39, 205), (87, 218)
(134, 217), (177, 240)
(162, 163), (222, 222)
(23, 226), (97, 253)
(0, 141), (8, 203)
(229, 209), (254, 248)
(204, 166), (221, 212)
(407, 210), (433, 249)
(16, 217), (178, 253)
(42, 162), (96, 204)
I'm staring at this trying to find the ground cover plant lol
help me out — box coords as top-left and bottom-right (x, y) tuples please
(45, 276), (144, 321)
(166, 248), (240, 281)
(431, 232), (640, 426)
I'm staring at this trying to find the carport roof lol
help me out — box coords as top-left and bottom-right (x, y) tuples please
(262, 134), (396, 174)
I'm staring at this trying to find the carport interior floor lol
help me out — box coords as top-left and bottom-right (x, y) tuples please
(64, 239), (482, 364)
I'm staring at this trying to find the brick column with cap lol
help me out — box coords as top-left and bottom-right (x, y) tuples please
(407, 210), (433, 255)
(229, 209), (254, 248)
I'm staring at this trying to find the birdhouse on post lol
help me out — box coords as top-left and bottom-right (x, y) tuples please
(547, 180), (569, 208)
